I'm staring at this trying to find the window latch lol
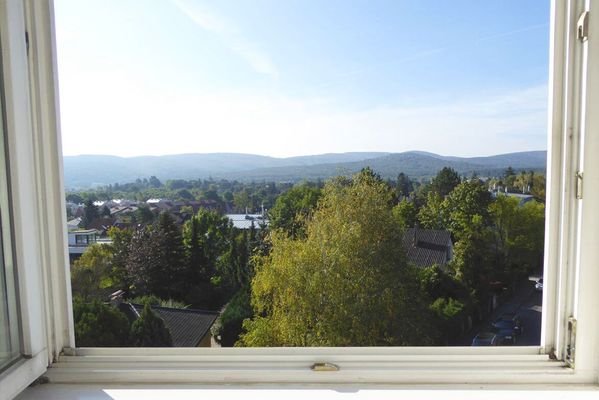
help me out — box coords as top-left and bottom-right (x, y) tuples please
(311, 362), (339, 372)
(578, 11), (589, 42)
(566, 317), (577, 368)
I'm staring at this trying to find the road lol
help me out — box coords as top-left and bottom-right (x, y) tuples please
(454, 279), (542, 346)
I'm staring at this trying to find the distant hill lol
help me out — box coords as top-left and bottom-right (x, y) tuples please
(63, 151), (546, 189)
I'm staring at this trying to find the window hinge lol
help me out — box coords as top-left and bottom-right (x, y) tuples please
(25, 30), (30, 54)
(311, 362), (339, 372)
(578, 11), (589, 42)
(576, 171), (583, 199)
(566, 317), (577, 368)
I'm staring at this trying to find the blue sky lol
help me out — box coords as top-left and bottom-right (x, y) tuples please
(54, 0), (550, 158)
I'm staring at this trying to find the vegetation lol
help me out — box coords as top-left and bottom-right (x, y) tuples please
(239, 170), (437, 346)
(129, 303), (173, 347)
(73, 298), (130, 347)
(69, 163), (546, 347)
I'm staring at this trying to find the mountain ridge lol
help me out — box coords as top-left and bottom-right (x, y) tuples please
(63, 150), (547, 189)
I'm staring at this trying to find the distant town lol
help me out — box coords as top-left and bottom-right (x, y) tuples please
(66, 164), (545, 348)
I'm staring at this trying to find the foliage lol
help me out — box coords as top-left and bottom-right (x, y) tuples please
(129, 303), (173, 347)
(430, 167), (461, 197)
(81, 199), (99, 228)
(107, 227), (133, 290)
(239, 170), (437, 346)
(417, 192), (445, 229)
(73, 298), (130, 346)
(71, 244), (115, 301)
(269, 183), (321, 238)
(396, 172), (414, 198)
(429, 297), (466, 344)
(129, 295), (189, 309)
(392, 199), (417, 228)
(127, 213), (186, 299)
(182, 209), (232, 308)
(212, 288), (253, 347)
(489, 196), (545, 277)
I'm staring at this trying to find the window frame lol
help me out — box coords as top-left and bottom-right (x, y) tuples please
(3, 0), (599, 393)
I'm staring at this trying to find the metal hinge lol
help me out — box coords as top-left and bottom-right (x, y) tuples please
(578, 11), (589, 42)
(25, 30), (29, 54)
(566, 317), (577, 368)
(576, 171), (583, 199)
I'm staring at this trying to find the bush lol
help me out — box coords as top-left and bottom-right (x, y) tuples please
(73, 298), (130, 347)
(129, 303), (173, 346)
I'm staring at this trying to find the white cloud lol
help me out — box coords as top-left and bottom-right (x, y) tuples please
(171, 0), (278, 77)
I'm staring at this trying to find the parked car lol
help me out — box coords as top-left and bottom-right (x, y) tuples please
(535, 278), (544, 292)
(492, 313), (523, 336)
(471, 332), (499, 346)
(493, 328), (517, 345)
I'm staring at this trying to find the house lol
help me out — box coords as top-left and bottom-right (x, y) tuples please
(67, 229), (99, 257)
(119, 303), (219, 347)
(401, 227), (453, 268)
(226, 213), (269, 230)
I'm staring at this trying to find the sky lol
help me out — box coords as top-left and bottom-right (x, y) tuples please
(54, 0), (550, 158)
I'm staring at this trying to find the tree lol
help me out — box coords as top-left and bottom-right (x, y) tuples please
(81, 199), (99, 228)
(212, 288), (253, 347)
(396, 173), (414, 198)
(239, 170), (436, 347)
(442, 180), (492, 241)
(489, 196), (545, 279)
(66, 193), (84, 204)
(148, 175), (162, 188)
(430, 167), (461, 197)
(71, 244), (115, 301)
(107, 227), (133, 291)
(129, 303), (173, 346)
(73, 298), (130, 346)
(392, 199), (417, 228)
(417, 192), (446, 229)
(182, 209), (232, 308)
(135, 206), (155, 225)
(127, 213), (186, 299)
(269, 183), (321, 238)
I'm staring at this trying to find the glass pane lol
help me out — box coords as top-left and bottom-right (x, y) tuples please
(55, 0), (548, 347)
(0, 46), (21, 368)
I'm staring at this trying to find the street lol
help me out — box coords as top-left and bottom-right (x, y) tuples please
(455, 279), (542, 346)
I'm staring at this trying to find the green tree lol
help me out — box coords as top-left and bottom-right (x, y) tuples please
(442, 180), (492, 241)
(430, 167), (461, 197)
(135, 206), (155, 225)
(212, 288), (253, 347)
(107, 227), (133, 291)
(148, 175), (162, 188)
(81, 199), (99, 228)
(239, 170), (436, 347)
(129, 303), (173, 346)
(269, 183), (321, 238)
(396, 172), (414, 198)
(489, 196), (545, 278)
(392, 199), (417, 228)
(71, 244), (115, 301)
(417, 192), (446, 229)
(127, 213), (186, 299)
(182, 209), (232, 308)
(73, 298), (130, 346)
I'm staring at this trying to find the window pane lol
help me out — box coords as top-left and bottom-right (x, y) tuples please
(0, 48), (20, 369)
(55, 0), (548, 347)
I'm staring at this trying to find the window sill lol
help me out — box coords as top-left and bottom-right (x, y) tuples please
(17, 383), (599, 400)
(41, 347), (588, 386)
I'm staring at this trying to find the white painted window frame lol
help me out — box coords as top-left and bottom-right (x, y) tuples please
(2, 0), (599, 396)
